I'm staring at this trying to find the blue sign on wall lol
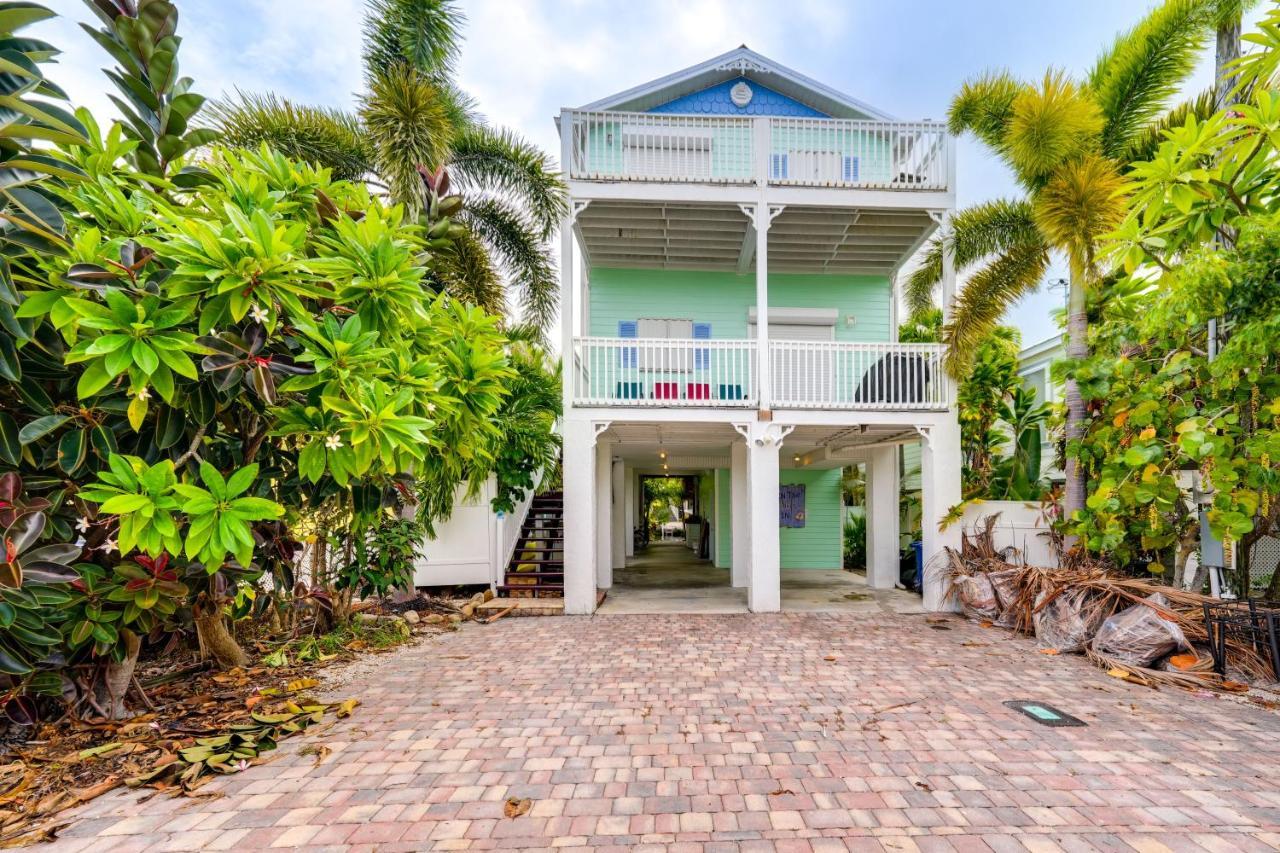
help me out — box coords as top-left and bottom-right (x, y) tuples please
(780, 484), (806, 528)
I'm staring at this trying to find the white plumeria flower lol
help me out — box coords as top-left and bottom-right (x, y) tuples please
(325, 434), (343, 450)
(76, 516), (91, 533)
(134, 387), (151, 401)
(249, 304), (270, 324)
(101, 538), (118, 556)
(426, 403), (436, 413)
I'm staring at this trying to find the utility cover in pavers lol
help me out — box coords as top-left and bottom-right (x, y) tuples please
(1002, 700), (1086, 727)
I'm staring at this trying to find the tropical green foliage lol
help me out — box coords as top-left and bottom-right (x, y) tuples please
(896, 315), (1049, 502)
(79, 0), (217, 179)
(209, 0), (567, 331)
(1071, 21), (1280, 590)
(0, 2), (561, 721)
(842, 514), (866, 571)
(907, 0), (1227, 523)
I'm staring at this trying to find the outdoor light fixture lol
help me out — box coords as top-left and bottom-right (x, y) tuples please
(659, 450), (666, 460)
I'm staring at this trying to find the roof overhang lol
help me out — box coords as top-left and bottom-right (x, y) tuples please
(576, 200), (937, 276)
(574, 46), (894, 122)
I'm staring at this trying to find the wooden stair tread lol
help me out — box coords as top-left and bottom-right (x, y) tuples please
(499, 492), (565, 600)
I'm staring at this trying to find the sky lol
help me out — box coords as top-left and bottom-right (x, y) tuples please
(35, 0), (1263, 352)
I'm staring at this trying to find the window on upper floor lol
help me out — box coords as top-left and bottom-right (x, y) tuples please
(618, 319), (712, 370)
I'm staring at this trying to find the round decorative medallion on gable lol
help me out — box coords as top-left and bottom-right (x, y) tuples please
(730, 81), (753, 108)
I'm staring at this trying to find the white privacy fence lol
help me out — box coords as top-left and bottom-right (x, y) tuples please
(563, 110), (951, 191)
(571, 338), (951, 410)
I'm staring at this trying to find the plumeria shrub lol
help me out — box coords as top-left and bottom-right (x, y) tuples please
(0, 1), (561, 721)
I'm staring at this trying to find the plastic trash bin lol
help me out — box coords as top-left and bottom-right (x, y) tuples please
(911, 540), (923, 592)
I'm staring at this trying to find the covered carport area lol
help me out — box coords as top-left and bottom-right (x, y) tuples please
(578, 418), (937, 614)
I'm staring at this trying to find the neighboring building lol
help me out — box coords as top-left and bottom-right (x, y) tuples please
(552, 46), (962, 613)
(1017, 334), (1064, 484)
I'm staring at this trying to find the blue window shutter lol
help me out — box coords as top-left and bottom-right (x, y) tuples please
(770, 154), (788, 179)
(843, 156), (859, 182)
(693, 322), (711, 370)
(618, 321), (637, 368)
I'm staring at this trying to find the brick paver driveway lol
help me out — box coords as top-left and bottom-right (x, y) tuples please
(49, 613), (1280, 851)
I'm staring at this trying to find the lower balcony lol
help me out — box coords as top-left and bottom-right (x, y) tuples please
(571, 337), (951, 411)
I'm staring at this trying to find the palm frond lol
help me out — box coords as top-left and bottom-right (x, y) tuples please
(1089, 0), (1216, 157)
(1032, 154), (1128, 272)
(436, 78), (481, 130)
(449, 125), (568, 238)
(361, 65), (455, 210)
(904, 198), (1044, 314)
(206, 91), (372, 181)
(947, 70), (1023, 153)
(942, 242), (1051, 377)
(430, 228), (506, 316)
(363, 0), (464, 81)
(1007, 70), (1104, 184)
(1121, 86), (1215, 164)
(461, 198), (558, 334)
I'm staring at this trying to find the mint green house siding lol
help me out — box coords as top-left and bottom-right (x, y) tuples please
(588, 268), (892, 341)
(779, 468), (843, 569)
(715, 468), (731, 566)
(708, 466), (843, 571)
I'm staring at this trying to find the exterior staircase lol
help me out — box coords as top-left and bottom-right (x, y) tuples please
(497, 491), (564, 599)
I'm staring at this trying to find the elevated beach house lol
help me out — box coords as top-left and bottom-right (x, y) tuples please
(551, 47), (961, 614)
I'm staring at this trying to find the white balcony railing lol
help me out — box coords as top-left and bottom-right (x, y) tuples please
(572, 337), (758, 408)
(563, 110), (951, 191)
(571, 337), (951, 410)
(768, 341), (950, 410)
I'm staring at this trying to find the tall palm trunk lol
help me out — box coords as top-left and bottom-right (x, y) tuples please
(1215, 10), (1242, 109)
(1062, 268), (1089, 548)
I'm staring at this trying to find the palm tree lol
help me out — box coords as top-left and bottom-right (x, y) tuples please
(904, 0), (1227, 529)
(208, 0), (567, 333)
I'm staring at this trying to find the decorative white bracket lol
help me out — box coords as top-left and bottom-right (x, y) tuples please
(913, 425), (933, 449)
(591, 421), (612, 445)
(570, 199), (592, 223)
(733, 422), (795, 448)
(737, 203), (785, 232)
(927, 209), (946, 226)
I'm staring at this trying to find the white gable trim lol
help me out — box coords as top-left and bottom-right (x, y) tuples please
(577, 46), (895, 121)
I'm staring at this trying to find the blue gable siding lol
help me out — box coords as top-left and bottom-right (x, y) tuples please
(648, 77), (828, 117)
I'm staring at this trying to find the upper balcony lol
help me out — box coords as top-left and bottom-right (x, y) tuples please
(562, 110), (952, 196)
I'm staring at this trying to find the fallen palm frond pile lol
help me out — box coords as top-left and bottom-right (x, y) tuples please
(947, 515), (1276, 691)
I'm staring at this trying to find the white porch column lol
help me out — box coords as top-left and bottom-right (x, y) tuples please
(866, 447), (900, 590)
(741, 422), (792, 612)
(730, 439), (750, 588)
(920, 419), (962, 612)
(624, 468), (636, 558)
(562, 419), (598, 614)
(754, 204), (772, 412)
(938, 209), (956, 322)
(611, 458), (626, 569)
(595, 438), (613, 590)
